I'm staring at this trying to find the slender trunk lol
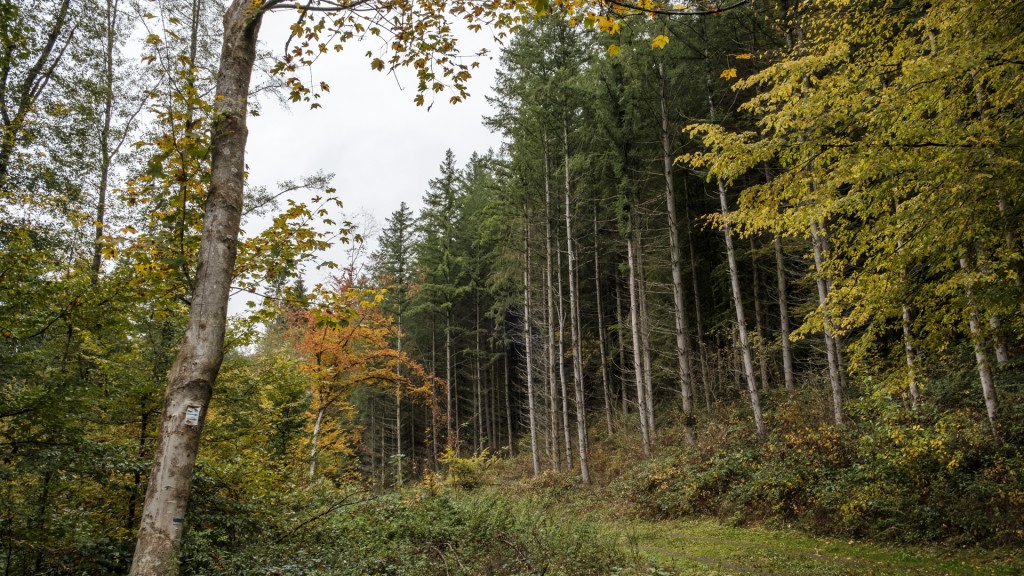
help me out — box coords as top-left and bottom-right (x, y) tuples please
(92, 0), (120, 282)
(627, 231), (651, 456)
(504, 351), (514, 456)
(430, 317), (438, 468)
(308, 406), (325, 480)
(563, 121), (589, 483)
(773, 235), (795, 390)
(395, 315), (403, 485)
(636, 234), (656, 437)
(614, 269), (629, 415)
(445, 307), (453, 449)
(683, 181), (710, 410)
(556, 239), (574, 469)
(475, 295), (483, 452)
(960, 258), (999, 440)
(543, 134), (560, 471)
(594, 204), (613, 436)
(989, 314), (1009, 366)
(902, 305), (921, 408)
(523, 215), (541, 475)
(130, 4), (261, 574)
(750, 237), (769, 389)
(659, 62), (695, 448)
(718, 181), (764, 437)
(810, 221), (843, 425)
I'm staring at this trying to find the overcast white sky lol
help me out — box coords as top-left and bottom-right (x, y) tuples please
(243, 12), (504, 277)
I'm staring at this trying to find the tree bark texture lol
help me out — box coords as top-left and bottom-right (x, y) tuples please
(659, 63), (696, 449)
(130, 2), (262, 574)
(718, 180), (764, 437)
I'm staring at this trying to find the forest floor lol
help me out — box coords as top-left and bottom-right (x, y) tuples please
(607, 517), (1024, 576)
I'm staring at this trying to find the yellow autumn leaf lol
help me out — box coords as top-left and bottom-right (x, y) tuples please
(651, 35), (669, 50)
(735, 53), (754, 60)
(608, 44), (621, 57)
(720, 68), (737, 80)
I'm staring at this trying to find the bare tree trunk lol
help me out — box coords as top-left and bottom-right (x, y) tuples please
(523, 205), (541, 475)
(556, 239), (574, 470)
(615, 270), (629, 416)
(543, 135), (560, 472)
(960, 258), (998, 440)
(445, 307), (454, 448)
(130, 3), (261, 574)
(636, 233), (656, 438)
(563, 121), (589, 483)
(627, 230), (651, 456)
(750, 237), (769, 390)
(810, 221), (843, 425)
(395, 314), (403, 485)
(594, 204), (613, 436)
(774, 235), (795, 390)
(504, 352), (514, 457)
(718, 181), (764, 437)
(902, 305), (921, 408)
(658, 62), (695, 449)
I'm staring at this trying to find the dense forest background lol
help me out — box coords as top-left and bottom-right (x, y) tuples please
(1, 0), (1022, 574)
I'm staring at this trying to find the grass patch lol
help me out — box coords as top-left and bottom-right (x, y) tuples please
(610, 517), (1024, 576)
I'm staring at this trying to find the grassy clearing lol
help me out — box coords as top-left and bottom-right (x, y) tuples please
(610, 517), (1024, 576)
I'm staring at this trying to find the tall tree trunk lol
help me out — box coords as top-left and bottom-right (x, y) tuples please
(658, 62), (695, 449)
(718, 181), (764, 437)
(684, 180), (710, 410)
(543, 134), (560, 471)
(556, 238), (574, 470)
(446, 307), (454, 448)
(594, 204), (613, 436)
(130, 3), (262, 574)
(810, 221), (843, 425)
(627, 229), (651, 456)
(523, 214), (541, 475)
(774, 235), (795, 390)
(308, 406), (325, 480)
(92, 0), (120, 282)
(395, 314), (403, 485)
(960, 257), (999, 440)
(750, 237), (769, 390)
(636, 231), (656, 438)
(563, 120), (589, 483)
(614, 268), (629, 416)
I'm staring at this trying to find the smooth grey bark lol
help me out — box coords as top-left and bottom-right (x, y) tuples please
(556, 237), (574, 470)
(810, 220), (843, 425)
(774, 235), (795, 390)
(129, 2), (262, 574)
(636, 230), (656, 438)
(563, 121), (589, 484)
(594, 204), (613, 436)
(960, 257), (998, 440)
(543, 134), (560, 471)
(658, 62), (695, 449)
(717, 180), (764, 437)
(395, 317), (403, 485)
(523, 215), (540, 475)
(308, 406), (326, 479)
(627, 229), (651, 456)
(902, 304), (921, 408)
(614, 269), (629, 415)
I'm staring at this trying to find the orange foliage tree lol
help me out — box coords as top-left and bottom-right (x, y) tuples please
(289, 275), (437, 482)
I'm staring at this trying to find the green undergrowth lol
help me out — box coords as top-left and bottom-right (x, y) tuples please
(181, 485), (625, 575)
(608, 388), (1024, 547)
